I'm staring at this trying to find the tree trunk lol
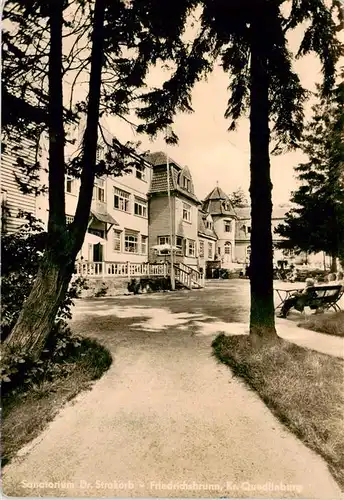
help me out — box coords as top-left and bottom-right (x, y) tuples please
(5, 0), (106, 359)
(249, 23), (278, 341)
(4, 254), (74, 356)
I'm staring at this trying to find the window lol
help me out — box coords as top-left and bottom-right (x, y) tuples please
(224, 220), (232, 232)
(66, 176), (74, 194)
(182, 176), (191, 192)
(136, 164), (146, 181)
(199, 240), (204, 258)
(208, 242), (213, 259)
(176, 236), (183, 251)
(182, 202), (191, 222)
(158, 236), (170, 245)
(125, 231), (138, 253)
(114, 188), (130, 212)
(134, 197), (147, 218)
(94, 179), (105, 202)
(224, 242), (231, 255)
(206, 221), (213, 230)
(66, 215), (74, 225)
(188, 239), (196, 257)
(247, 226), (251, 234)
(113, 230), (121, 252)
(141, 235), (148, 254)
(218, 247), (221, 255)
(246, 245), (251, 257)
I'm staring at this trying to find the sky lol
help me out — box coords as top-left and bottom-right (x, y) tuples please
(105, 43), (325, 206)
(68, 9), (341, 207)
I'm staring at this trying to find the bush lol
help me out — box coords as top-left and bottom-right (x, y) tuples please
(1, 323), (112, 399)
(1, 216), (87, 339)
(94, 283), (108, 297)
(1, 216), (45, 329)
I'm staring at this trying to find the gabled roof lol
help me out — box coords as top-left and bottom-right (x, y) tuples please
(146, 151), (200, 204)
(145, 151), (183, 169)
(202, 186), (237, 217)
(198, 210), (217, 239)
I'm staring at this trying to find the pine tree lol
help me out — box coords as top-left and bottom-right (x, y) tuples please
(228, 188), (248, 208)
(130, 0), (343, 340)
(276, 80), (344, 272)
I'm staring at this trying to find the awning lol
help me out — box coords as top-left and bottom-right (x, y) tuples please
(90, 210), (119, 225)
(85, 233), (105, 245)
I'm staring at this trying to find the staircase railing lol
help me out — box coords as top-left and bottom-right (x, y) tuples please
(177, 262), (204, 287)
(174, 264), (192, 289)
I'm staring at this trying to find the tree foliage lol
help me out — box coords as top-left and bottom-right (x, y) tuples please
(2, 0), (178, 356)
(228, 187), (248, 208)
(127, 0), (342, 338)
(276, 80), (344, 267)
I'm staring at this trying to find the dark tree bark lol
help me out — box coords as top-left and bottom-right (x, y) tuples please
(5, 0), (106, 358)
(249, 22), (278, 341)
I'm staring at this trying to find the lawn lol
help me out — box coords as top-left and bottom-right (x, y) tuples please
(298, 311), (344, 337)
(212, 334), (344, 490)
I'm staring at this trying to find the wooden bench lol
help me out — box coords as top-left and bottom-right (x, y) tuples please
(304, 285), (343, 313)
(275, 284), (343, 315)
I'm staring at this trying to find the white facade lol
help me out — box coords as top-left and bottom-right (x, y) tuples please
(35, 164), (152, 264)
(213, 216), (236, 266)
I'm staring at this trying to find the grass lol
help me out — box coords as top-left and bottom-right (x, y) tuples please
(2, 337), (112, 467)
(212, 334), (344, 490)
(298, 311), (344, 337)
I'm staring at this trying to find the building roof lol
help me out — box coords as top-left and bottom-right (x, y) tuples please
(235, 204), (291, 220)
(145, 151), (183, 169)
(90, 209), (119, 226)
(146, 151), (200, 203)
(197, 210), (217, 240)
(202, 186), (237, 217)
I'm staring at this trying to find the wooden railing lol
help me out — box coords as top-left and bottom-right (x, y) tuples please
(75, 260), (204, 288)
(178, 262), (204, 288)
(174, 265), (192, 289)
(75, 261), (169, 278)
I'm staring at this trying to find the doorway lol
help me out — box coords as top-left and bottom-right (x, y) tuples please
(93, 243), (104, 262)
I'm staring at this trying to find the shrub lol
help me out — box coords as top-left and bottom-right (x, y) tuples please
(1, 216), (87, 339)
(1, 323), (112, 399)
(94, 283), (108, 297)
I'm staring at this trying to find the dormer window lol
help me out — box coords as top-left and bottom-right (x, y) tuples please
(182, 176), (191, 192)
(136, 163), (146, 181)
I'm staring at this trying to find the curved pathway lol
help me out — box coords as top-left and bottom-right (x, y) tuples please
(3, 283), (342, 498)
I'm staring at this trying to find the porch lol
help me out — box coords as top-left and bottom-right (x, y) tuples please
(75, 261), (205, 289)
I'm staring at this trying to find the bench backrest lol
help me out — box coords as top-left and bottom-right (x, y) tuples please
(307, 285), (343, 304)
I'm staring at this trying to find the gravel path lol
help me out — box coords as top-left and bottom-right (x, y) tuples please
(2, 292), (342, 498)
